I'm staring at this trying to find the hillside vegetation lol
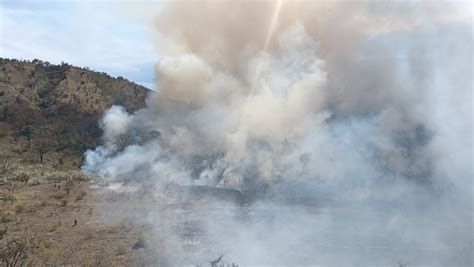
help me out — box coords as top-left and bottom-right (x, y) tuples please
(0, 58), (154, 265)
(0, 58), (149, 167)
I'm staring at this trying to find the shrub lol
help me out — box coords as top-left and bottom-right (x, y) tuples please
(51, 193), (66, 200)
(0, 237), (29, 266)
(0, 211), (15, 223)
(0, 234), (44, 266)
(14, 204), (24, 213)
(75, 191), (87, 201)
(27, 177), (40, 186)
(0, 193), (16, 203)
(0, 156), (13, 178)
(45, 171), (68, 182)
(132, 237), (145, 250)
(50, 222), (61, 232)
(69, 171), (92, 181)
(60, 198), (68, 207)
(9, 172), (32, 184)
(45, 170), (91, 183)
(64, 180), (73, 195)
(115, 246), (126, 256)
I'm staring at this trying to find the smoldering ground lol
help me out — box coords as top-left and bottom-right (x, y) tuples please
(82, 1), (473, 266)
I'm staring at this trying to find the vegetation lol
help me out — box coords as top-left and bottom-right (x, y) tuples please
(0, 236), (30, 267)
(132, 236), (146, 250)
(49, 222), (61, 232)
(0, 57), (149, 167)
(75, 190), (86, 201)
(0, 58), (154, 265)
(0, 211), (15, 223)
(13, 203), (24, 213)
(0, 156), (150, 265)
(60, 198), (68, 207)
(0, 193), (15, 203)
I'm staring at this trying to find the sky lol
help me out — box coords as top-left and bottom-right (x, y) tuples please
(0, 0), (471, 90)
(0, 0), (163, 89)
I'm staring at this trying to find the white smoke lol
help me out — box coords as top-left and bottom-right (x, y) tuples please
(83, 1), (473, 266)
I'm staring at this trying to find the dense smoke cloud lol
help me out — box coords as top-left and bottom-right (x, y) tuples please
(83, 1), (473, 266)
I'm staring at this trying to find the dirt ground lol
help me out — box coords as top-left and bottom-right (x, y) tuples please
(0, 178), (159, 266)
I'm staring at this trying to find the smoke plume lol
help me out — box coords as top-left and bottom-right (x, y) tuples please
(83, 1), (473, 266)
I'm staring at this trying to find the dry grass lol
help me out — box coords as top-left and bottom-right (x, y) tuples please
(0, 155), (150, 266)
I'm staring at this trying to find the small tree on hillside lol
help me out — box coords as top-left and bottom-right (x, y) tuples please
(32, 124), (57, 164)
(19, 126), (32, 149)
(34, 138), (50, 164)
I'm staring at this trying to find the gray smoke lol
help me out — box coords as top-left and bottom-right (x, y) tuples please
(82, 1), (473, 266)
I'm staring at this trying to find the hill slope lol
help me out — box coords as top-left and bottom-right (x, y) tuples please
(0, 58), (150, 166)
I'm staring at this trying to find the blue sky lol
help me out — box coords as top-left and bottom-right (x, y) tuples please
(0, 0), (163, 89)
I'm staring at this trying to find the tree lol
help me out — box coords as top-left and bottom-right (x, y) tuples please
(18, 126), (32, 149)
(34, 138), (50, 163)
(32, 124), (57, 164)
(210, 254), (224, 267)
(0, 237), (29, 267)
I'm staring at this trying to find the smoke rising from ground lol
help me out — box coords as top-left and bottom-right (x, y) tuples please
(83, 1), (473, 266)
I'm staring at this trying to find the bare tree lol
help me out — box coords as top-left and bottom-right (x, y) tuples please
(0, 154), (13, 178)
(0, 238), (29, 267)
(32, 124), (56, 164)
(398, 260), (410, 267)
(210, 254), (224, 267)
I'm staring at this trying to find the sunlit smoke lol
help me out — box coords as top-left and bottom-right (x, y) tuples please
(82, 1), (473, 266)
(251, 0), (284, 89)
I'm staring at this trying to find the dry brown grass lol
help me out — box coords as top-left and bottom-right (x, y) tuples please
(0, 156), (150, 266)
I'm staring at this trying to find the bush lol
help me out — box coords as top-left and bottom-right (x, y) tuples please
(49, 222), (61, 232)
(14, 204), (24, 213)
(115, 246), (126, 256)
(69, 171), (92, 181)
(45, 170), (91, 183)
(27, 177), (40, 186)
(45, 171), (68, 182)
(0, 156), (13, 178)
(75, 191), (87, 201)
(0, 237), (29, 266)
(9, 172), (32, 184)
(60, 198), (68, 207)
(64, 180), (73, 195)
(132, 237), (145, 250)
(0, 211), (15, 222)
(51, 193), (66, 200)
(0, 193), (16, 203)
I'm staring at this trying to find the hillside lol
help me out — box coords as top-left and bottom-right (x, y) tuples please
(0, 58), (150, 167)
(0, 59), (155, 265)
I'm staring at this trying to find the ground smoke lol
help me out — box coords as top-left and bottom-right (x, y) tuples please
(83, 1), (472, 266)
